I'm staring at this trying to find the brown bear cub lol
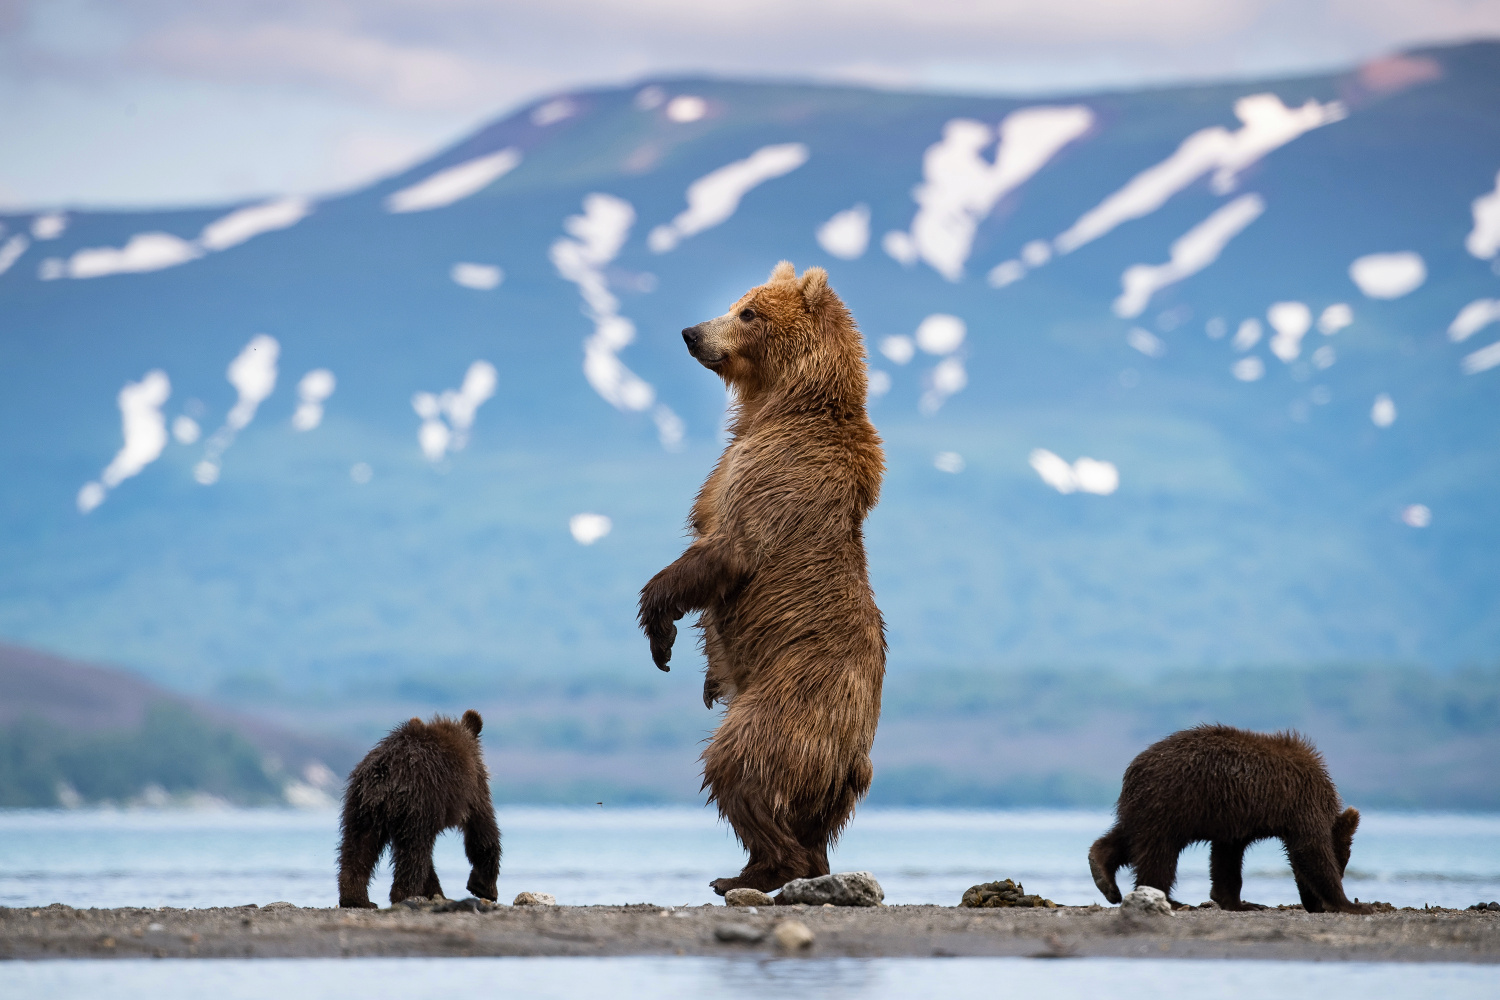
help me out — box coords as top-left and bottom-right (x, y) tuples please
(639, 262), (886, 897)
(337, 710), (499, 908)
(1090, 724), (1370, 913)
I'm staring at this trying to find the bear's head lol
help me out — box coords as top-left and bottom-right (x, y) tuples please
(680, 261), (866, 404)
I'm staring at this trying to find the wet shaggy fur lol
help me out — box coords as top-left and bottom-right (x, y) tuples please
(639, 262), (886, 896)
(337, 710), (500, 908)
(1089, 724), (1370, 913)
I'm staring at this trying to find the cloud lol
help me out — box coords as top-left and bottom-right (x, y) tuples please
(138, 20), (521, 112)
(6, 1), (1500, 207)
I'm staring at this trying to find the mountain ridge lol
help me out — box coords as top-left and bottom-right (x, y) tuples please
(1, 43), (1497, 693)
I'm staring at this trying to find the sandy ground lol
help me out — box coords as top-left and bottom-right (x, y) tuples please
(2, 902), (1497, 962)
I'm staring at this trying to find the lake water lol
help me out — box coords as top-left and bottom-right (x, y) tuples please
(1, 806), (1497, 910)
(2, 957), (1495, 1000)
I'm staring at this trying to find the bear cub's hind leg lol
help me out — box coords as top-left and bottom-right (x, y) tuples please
(390, 828), (443, 903)
(1209, 839), (1267, 910)
(1088, 828), (1128, 904)
(337, 821), (385, 909)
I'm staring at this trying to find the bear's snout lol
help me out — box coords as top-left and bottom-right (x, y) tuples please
(682, 325), (703, 353)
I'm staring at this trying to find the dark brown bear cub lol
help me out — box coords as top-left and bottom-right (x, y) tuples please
(1090, 724), (1370, 914)
(338, 710), (499, 908)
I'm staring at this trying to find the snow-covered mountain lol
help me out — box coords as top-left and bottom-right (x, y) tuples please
(2, 43), (1498, 696)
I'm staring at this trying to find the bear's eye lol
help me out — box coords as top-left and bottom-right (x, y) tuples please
(739, 308), (756, 322)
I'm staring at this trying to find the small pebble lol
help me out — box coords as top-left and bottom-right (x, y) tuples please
(513, 892), (557, 906)
(773, 919), (814, 952)
(713, 923), (766, 944)
(725, 888), (774, 908)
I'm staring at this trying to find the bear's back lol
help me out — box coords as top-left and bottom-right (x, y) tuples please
(346, 716), (485, 828)
(1119, 724), (1340, 839)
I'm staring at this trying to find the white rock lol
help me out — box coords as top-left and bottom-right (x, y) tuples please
(1120, 886), (1173, 917)
(777, 871), (883, 907)
(513, 892), (557, 906)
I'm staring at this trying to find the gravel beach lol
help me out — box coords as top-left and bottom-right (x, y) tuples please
(3, 902), (1496, 963)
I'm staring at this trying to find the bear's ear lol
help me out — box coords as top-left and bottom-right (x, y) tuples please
(462, 709), (483, 736)
(799, 266), (830, 313)
(768, 260), (796, 283)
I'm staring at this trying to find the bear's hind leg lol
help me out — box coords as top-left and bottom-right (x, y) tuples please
(463, 809), (501, 902)
(790, 754), (871, 882)
(390, 827), (442, 904)
(1088, 827), (1129, 904)
(708, 783), (811, 895)
(1209, 840), (1265, 910)
(1130, 841), (1185, 907)
(337, 820), (385, 909)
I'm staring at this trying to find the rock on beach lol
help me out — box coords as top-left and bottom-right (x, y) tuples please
(1120, 887), (1173, 917)
(513, 892), (557, 906)
(778, 871), (884, 907)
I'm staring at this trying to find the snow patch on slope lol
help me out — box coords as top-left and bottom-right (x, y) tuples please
(1029, 449), (1118, 495)
(884, 106), (1092, 281)
(553, 194), (683, 449)
(451, 262), (503, 289)
(649, 144), (808, 253)
(1468, 170), (1500, 259)
(412, 361), (497, 461)
(1113, 194), (1265, 318)
(292, 369), (336, 431)
(43, 196), (314, 280)
(1349, 252), (1426, 299)
(200, 197), (312, 250)
(1267, 301), (1312, 362)
(1449, 299), (1500, 342)
(66, 232), (203, 279)
(0, 234), (27, 275)
(386, 149), (522, 213)
(817, 204), (870, 259)
(1462, 341), (1500, 375)
(78, 370), (171, 513)
(1056, 94), (1342, 255)
(195, 335), (279, 485)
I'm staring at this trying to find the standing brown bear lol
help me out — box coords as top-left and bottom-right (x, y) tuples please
(1089, 724), (1371, 913)
(337, 710), (500, 908)
(639, 262), (886, 896)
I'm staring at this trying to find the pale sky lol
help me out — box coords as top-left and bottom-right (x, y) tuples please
(3, 0), (1498, 209)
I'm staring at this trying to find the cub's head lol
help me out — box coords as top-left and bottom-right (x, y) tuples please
(680, 262), (864, 400)
(1332, 806), (1359, 874)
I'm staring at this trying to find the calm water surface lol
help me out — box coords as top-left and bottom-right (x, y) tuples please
(0, 807), (1496, 910)
(2, 957), (1495, 999)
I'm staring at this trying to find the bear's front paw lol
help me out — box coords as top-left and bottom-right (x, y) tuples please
(646, 618), (677, 671)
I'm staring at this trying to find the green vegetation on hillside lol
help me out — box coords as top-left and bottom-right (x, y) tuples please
(0, 703), (285, 808)
(216, 663), (1500, 811)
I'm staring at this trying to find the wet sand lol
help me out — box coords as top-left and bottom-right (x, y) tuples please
(2, 902), (1496, 963)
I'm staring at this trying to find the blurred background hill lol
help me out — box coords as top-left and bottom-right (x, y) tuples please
(1, 8), (1498, 811)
